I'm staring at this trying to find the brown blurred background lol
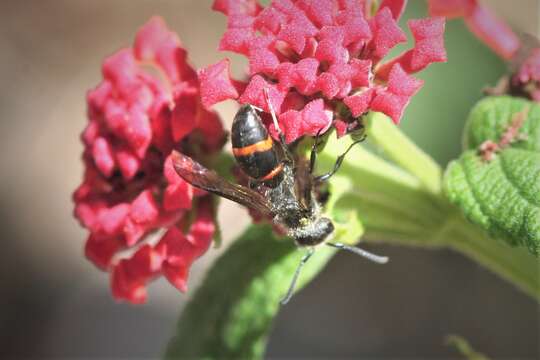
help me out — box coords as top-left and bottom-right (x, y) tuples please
(0, 0), (538, 358)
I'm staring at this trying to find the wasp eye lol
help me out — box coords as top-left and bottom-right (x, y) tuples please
(320, 217), (334, 238)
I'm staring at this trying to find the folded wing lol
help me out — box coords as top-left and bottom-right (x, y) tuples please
(171, 151), (274, 218)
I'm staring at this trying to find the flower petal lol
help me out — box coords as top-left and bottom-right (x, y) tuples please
(344, 88), (376, 117)
(368, 7), (407, 62)
(379, 0), (408, 20)
(198, 59), (240, 109)
(376, 17), (447, 79)
(371, 64), (423, 123)
(463, 3), (520, 60)
(238, 75), (286, 113)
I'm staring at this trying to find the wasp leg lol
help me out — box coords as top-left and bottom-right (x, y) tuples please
(327, 242), (388, 264)
(280, 248), (315, 305)
(309, 127), (326, 174)
(263, 88), (293, 163)
(314, 136), (365, 182)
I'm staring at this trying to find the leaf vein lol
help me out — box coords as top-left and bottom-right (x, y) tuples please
(460, 158), (490, 228)
(499, 153), (540, 208)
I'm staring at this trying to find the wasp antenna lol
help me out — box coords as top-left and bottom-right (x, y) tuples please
(327, 242), (388, 264)
(263, 87), (293, 161)
(250, 104), (264, 112)
(263, 87), (283, 136)
(280, 248), (315, 306)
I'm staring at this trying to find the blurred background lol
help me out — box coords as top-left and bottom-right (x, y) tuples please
(0, 0), (538, 358)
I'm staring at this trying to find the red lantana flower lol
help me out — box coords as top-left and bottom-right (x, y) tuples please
(73, 17), (225, 304)
(199, 0), (446, 142)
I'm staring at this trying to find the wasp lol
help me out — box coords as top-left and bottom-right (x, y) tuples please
(172, 92), (387, 305)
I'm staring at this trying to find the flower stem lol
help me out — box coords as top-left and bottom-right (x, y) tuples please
(319, 131), (540, 302)
(447, 218), (540, 299)
(365, 112), (443, 194)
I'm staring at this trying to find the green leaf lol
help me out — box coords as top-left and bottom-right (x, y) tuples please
(446, 335), (490, 360)
(165, 186), (364, 359)
(164, 225), (333, 359)
(444, 96), (540, 255)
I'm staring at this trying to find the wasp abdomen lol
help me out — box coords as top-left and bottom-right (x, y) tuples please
(232, 105), (283, 186)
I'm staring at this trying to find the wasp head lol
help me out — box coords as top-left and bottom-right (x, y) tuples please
(293, 216), (334, 247)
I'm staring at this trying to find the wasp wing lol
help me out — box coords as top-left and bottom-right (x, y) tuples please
(294, 156), (313, 210)
(171, 151), (274, 218)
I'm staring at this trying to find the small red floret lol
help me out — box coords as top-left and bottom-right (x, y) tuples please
(198, 59), (239, 109)
(371, 64), (424, 123)
(344, 88), (376, 117)
(368, 7), (407, 62)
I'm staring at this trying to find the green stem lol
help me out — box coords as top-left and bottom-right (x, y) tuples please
(448, 218), (540, 299)
(319, 131), (539, 301)
(365, 112), (443, 194)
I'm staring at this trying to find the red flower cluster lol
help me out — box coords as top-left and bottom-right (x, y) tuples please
(73, 17), (225, 303)
(199, 0), (446, 143)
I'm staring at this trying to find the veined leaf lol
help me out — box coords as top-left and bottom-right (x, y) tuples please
(444, 96), (540, 255)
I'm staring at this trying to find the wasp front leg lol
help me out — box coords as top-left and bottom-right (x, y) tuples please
(314, 136), (366, 182)
(309, 128), (326, 175)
